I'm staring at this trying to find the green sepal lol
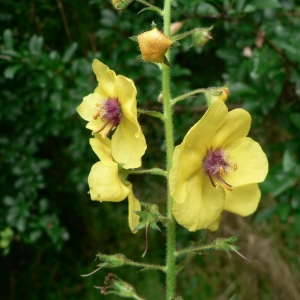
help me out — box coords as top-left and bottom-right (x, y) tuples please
(129, 35), (138, 42)
(163, 56), (172, 68)
(95, 253), (128, 269)
(133, 203), (168, 232)
(138, 7), (160, 15)
(114, 0), (134, 10)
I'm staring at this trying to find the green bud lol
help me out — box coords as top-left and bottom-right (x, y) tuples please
(96, 253), (127, 269)
(111, 0), (133, 10)
(192, 26), (213, 47)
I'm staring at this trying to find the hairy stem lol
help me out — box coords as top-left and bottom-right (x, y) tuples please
(163, 0), (176, 299)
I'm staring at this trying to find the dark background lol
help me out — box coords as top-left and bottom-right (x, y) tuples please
(1, 0), (300, 299)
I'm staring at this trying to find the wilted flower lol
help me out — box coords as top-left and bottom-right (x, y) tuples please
(88, 134), (141, 232)
(77, 59), (146, 169)
(170, 100), (268, 231)
(137, 28), (173, 64)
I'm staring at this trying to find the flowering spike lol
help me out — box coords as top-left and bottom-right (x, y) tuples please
(137, 28), (174, 66)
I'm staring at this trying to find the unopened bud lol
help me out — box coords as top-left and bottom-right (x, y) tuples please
(111, 0), (133, 10)
(96, 253), (127, 269)
(170, 21), (185, 36)
(205, 87), (229, 106)
(192, 27), (213, 47)
(137, 28), (173, 66)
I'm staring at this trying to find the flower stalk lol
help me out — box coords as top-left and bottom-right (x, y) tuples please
(162, 0), (176, 299)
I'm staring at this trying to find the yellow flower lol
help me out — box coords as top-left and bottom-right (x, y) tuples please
(88, 134), (141, 232)
(77, 59), (146, 169)
(137, 28), (173, 63)
(170, 100), (268, 231)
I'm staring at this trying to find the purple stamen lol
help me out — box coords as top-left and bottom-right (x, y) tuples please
(93, 98), (122, 136)
(202, 148), (236, 191)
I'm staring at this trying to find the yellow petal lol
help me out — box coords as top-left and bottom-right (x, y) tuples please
(92, 59), (117, 97)
(224, 184), (261, 216)
(224, 137), (268, 186)
(115, 75), (138, 118)
(88, 162), (130, 202)
(172, 173), (225, 231)
(213, 108), (251, 147)
(112, 117), (146, 169)
(170, 144), (202, 204)
(171, 100), (228, 203)
(77, 93), (105, 122)
(127, 184), (141, 233)
(89, 134), (114, 167)
(207, 215), (222, 231)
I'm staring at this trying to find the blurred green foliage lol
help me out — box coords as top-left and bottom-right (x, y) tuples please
(1, 0), (300, 299)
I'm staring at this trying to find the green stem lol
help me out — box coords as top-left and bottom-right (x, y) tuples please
(126, 260), (166, 272)
(135, 0), (164, 16)
(126, 168), (167, 177)
(171, 88), (207, 105)
(138, 108), (165, 120)
(163, 1), (176, 299)
(175, 244), (216, 257)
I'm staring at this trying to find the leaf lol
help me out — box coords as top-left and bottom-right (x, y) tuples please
(29, 35), (44, 56)
(4, 65), (22, 79)
(245, 0), (281, 12)
(254, 206), (277, 223)
(3, 29), (14, 49)
(282, 149), (297, 173)
(272, 177), (295, 197)
(62, 42), (78, 63)
(290, 113), (300, 130)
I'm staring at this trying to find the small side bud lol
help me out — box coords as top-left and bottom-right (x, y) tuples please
(98, 273), (144, 299)
(192, 26), (213, 47)
(205, 86), (229, 106)
(111, 0), (133, 10)
(96, 253), (128, 269)
(157, 92), (163, 103)
(137, 28), (174, 66)
(170, 21), (185, 36)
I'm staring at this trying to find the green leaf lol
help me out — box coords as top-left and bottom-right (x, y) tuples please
(290, 113), (300, 130)
(4, 65), (22, 79)
(282, 150), (297, 173)
(277, 203), (291, 222)
(3, 29), (14, 49)
(254, 206), (277, 223)
(62, 42), (78, 63)
(272, 177), (295, 197)
(196, 3), (219, 15)
(29, 35), (44, 56)
(246, 0), (281, 10)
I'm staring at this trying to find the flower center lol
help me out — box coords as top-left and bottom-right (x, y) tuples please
(202, 148), (237, 191)
(93, 97), (122, 136)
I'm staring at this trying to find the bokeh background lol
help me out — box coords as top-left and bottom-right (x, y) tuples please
(1, 0), (300, 299)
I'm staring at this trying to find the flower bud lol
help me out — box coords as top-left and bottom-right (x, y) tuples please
(96, 253), (127, 268)
(204, 87), (229, 106)
(170, 21), (185, 36)
(137, 28), (173, 65)
(111, 0), (133, 10)
(192, 27), (213, 47)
